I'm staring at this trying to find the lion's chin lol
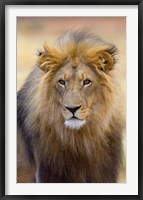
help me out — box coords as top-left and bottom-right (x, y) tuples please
(64, 119), (86, 130)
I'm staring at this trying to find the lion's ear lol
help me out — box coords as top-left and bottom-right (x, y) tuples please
(37, 44), (53, 72)
(37, 51), (50, 72)
(95, 51), (114, 72)
(37, 44), (64, 73)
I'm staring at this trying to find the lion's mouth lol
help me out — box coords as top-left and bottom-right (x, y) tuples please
(70, 116), (81, 120)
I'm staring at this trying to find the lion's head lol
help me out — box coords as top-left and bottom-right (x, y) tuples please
(34, 31), (121, 132)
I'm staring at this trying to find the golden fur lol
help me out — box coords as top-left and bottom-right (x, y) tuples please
(17, 31), (125, 183)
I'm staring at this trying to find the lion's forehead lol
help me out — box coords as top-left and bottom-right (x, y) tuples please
(55, 62), (95, 81)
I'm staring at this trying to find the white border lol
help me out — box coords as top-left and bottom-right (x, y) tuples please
(5, 5), (138, 195)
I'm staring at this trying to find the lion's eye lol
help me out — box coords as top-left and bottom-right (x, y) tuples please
(58, 79), (65, 86)
(83, 79), (91, 86)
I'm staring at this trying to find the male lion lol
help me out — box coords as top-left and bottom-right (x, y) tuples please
(17, 31), (125, 183)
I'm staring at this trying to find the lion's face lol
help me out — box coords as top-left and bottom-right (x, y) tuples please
(37, 32), (117, 130)
(53, 61), (100, 129)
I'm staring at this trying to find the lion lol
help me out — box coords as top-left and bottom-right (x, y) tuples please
(17, 31), (126, 183)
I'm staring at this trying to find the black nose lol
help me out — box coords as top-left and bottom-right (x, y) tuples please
(65, 105), (81, 114)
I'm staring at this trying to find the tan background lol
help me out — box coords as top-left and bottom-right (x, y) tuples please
(17, 17), (126, 182)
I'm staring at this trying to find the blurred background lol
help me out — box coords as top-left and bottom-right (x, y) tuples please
(17, 17), (126, 183)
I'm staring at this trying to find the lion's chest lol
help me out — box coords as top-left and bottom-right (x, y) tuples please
(41, 137), (100, 182)
(38, 129), (119, 183)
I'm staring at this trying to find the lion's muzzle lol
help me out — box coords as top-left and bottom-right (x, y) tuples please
(63, 105), (87, 129)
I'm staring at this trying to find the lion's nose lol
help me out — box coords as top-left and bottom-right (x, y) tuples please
(65, 105), (81, 114)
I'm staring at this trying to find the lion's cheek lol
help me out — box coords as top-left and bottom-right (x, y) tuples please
(76, 110), (89, 121)
(62, 109), (73, 120)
